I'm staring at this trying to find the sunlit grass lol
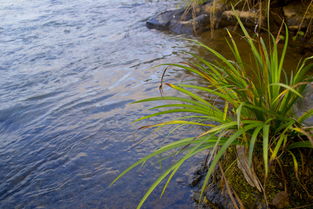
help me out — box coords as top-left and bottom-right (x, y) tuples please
(112, 16), (313, 209)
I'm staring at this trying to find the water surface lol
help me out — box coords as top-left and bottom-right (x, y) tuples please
(0, 0), (203, 208)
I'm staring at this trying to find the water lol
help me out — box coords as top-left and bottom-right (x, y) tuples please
(0, 0), (205, 208)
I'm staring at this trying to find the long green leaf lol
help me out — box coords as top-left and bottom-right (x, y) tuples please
(166, 83), (221, 112)
(287, 151), (299, 180)
(133, 109), (215, 123)
(236, 103), (244, 129)
(133, 96), (211, 109)
(137, 135), (228, 209)
(288, 141), (313, 149)
(111, 135), (222, 186)
(270, 134), (286, 162)
(298, 108), (313, 124)
(248, 126), (263, 166)
(178, 84), (238, 105)
(140, 120), (215, 129)
(149, 103), (212, 112)
(263, 124), (270, 177)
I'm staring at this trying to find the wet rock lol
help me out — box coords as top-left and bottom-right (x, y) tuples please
(189, 173), (203, 187)
(146, 9), (185, 31)
(193, 191), (221, 209)
(146, 1), (224, 34)
(192, 192), (201, 203)
(295, 83), (313, 126)
(146, 7), (211, 34)
(189, 163), (237, 209)
(170, 14), (211, 34)
(204, 183), (235, 209)
(187, 164), (207, 186)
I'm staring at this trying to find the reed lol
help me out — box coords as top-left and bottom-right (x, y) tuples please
(112, 16), (313, 209)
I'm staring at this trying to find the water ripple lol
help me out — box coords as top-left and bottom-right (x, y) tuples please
(0, 0), (199, 208)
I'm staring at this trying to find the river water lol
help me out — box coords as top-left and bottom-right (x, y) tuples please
(0, 0), (208, 208)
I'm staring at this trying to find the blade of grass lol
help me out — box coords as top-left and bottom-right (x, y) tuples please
(263, 124), (270, 177)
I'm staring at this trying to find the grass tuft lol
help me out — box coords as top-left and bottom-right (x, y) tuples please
(112, 16), (313, 209)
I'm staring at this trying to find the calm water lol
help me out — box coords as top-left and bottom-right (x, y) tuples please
(0, 0), (207, 208)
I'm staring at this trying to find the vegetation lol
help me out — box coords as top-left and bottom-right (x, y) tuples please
(112, 6), (313, 209)
(184, 0), (313, 38)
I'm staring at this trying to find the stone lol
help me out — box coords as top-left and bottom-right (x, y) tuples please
(146, 9), (185, 31)
(295, 83), (313, 126)
(189, 173), (202, 187)
(146, 0), (225, 34)
(146, 7), (211, 35)
(169, 13), (211, 34)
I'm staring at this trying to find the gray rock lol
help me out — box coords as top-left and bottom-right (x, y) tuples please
(170, 13), (211, 34)
(146, 1), (218, 34)
(146, 8), (211, 35)
(295, 83), (313, 126)
(146, 9), (185, 31)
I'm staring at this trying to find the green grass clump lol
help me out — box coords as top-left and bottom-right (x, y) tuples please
(112, 17), (313, 208)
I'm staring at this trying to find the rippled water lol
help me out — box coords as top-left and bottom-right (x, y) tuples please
(0, 0), (206, 208)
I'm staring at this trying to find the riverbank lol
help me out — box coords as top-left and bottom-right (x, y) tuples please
(147, 0), (313, 43)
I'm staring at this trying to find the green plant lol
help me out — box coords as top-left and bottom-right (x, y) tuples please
(111, 18), (313, 208)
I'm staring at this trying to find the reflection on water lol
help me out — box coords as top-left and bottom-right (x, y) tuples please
(196, 29), (309, 74)
(0, 0), (204, 208)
